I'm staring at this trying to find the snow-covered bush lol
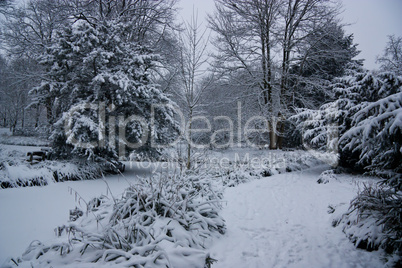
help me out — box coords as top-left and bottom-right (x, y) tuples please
(334, 183), (401, 263)
(221, 168), (261, 187)
(292, 68), (402, 259)
(317, 169), (337, 184)
(11, 175), (225, 267)
(341, 89), (402, 188)
(212, 150), (322, 188)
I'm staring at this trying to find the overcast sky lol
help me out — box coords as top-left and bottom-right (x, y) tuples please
(178, 0), (402, 71)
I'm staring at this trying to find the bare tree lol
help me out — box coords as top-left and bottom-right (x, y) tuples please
(376, 35), (402, 75)
(0, 0), (70, 59)
(0, 58), (38, 133)
(208, 0), (341, 149)
(0, 0), (72, 128)
(176, 10), (212, 168)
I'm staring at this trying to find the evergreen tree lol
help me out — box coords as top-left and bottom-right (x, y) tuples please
(289, 23), (361, 110)
(340, 72), (402, 187)
(292, 65), (402, 188)
(33, 19), (178, 160)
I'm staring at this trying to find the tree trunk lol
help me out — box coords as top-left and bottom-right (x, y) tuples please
(269, 121), (277, 149)
(277, 120), (284, 149)
(46, 97), (53, 125)
(21, 107), (25, 128)
(34, 105), (40, 128)
(186, 110), (193, 169)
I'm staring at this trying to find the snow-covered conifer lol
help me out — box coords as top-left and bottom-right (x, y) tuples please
(292, 67), (402, 187)
(32, 19), (178, 160)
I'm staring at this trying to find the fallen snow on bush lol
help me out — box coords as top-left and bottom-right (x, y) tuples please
(0, 159), (102, 189)
(317, 169), (337, 184)
(0, 145), (105, 189)
(334, 183), (402, 265)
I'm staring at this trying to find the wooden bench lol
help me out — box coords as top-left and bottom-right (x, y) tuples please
(27, 148), (51, 163)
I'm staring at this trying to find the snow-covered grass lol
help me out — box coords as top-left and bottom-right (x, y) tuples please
(12, 174), (225, 267)
(0, 147), (394, 267)
(334, 183), (402, 261)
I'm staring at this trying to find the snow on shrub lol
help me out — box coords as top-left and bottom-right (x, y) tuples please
(221, 168), (261, 187)
(11, 174), (225, 267)
(334, 183), (401, 259)
(317, 169), (337, 184)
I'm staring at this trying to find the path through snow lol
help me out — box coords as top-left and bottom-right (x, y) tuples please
(209, 166), (383, 268)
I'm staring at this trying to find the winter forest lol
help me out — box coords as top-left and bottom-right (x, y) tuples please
(0, 0), (401, 267)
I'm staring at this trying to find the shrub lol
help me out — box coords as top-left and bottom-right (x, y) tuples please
(334, 183), (401, 265)
(13, 174), (225, 267)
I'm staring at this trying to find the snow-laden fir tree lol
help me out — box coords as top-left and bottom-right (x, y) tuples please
(292, 64), (402, 188)
(340, 72), (402, 187)
(31, 19), (179, 161)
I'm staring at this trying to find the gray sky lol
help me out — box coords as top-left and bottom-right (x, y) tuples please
(178, 0), (402, 70)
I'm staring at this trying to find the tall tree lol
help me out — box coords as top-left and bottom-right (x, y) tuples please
(0, 0), (72, 127)
(175, 11), (212, 168)
(0, 57), (39, 132)
(0, 0), (179, 128)
(208, 0), (342, 149)
(36, 19), (178, 160)
(289, 22), (361, 109)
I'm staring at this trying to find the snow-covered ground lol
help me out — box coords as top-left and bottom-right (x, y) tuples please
(209, 166), (383, 268)
(0, 161), (386, 267)
(0, 140), (387, 267)
(0, 128), (49, 147)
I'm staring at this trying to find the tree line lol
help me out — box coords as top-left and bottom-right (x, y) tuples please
(0, 0), (400, 173)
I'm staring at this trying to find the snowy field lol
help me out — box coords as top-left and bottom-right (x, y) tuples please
(0, 142), (387, 267)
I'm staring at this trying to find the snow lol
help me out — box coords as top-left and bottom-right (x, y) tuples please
(0, 163), (154, 265)
(0, 148), (387, 267)
(0, 131), (49, 147)
(208, 167), (384, 268)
